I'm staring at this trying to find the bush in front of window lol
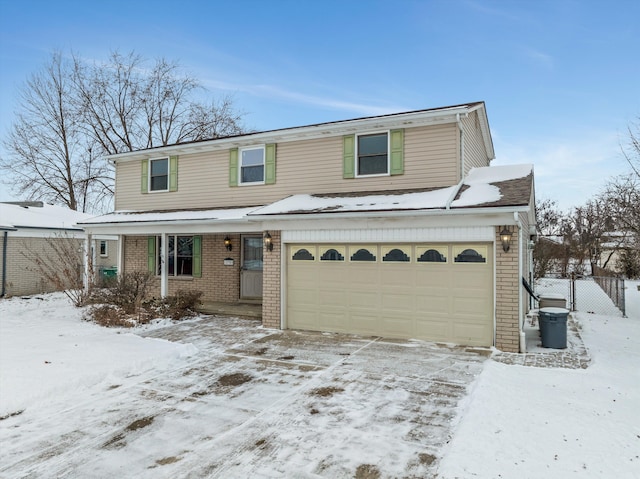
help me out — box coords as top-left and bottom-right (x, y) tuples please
(84, 272), (203, 326)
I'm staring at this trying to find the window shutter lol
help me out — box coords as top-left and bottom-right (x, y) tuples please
(141, 160), (149, 193)
(147, 236), (156, 274)
(229, 148), (238, 187)
(169, 156), (178, 191)
(343, 135), (355, 179)
(390, 129), (404, 175)
(265, 143), (276, 184)
(192, 235), (202, 277)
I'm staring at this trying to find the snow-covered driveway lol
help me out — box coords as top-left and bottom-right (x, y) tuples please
(0, 308), (487, 478)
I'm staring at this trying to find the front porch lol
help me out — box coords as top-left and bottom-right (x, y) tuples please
(198, 300), (262, 319)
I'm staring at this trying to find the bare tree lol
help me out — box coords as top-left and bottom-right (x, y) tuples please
(22, 232), (92, 307)
(0, 52), (110, 212)
(622, 117), (640, 179)
(533, 198), (565, 278)
(601, 175), (640, 239)
(568, 200), (612, 274)
(73, 51), (245, 154)
(1, 50), (246, 213)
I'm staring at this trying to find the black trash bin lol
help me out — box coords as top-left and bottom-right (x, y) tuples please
(538, 307), (569, 349)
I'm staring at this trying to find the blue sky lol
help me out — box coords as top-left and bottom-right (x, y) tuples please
(1, 0), (638, 211)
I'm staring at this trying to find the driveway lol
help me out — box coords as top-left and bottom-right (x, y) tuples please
(1, 315), (488, 478)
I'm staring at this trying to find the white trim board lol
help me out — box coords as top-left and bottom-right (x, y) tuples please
(282, 226), (495, 243)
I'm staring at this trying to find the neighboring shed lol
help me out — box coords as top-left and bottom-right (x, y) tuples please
(0, 202), (116, 296)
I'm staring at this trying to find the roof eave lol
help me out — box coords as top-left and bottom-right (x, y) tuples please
(247, 204), (532, 222)
(106, 104), (481, 163)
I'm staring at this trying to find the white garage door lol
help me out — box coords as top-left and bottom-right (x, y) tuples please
(286, 243), (493, 347)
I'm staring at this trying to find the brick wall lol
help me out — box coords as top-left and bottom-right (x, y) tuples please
(495, 226), (520, 352)
(519, 211), (532, 316)
(261, 231), (281, 329)
(2, 234), (83, 296)
(122, 234), (241, 302)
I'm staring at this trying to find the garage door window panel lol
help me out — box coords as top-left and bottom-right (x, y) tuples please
(291, 246), (316, 261)
(350, 247), (377, 262)
(320, 247), (345, 261)
(416, 246), (448, 263)
(453, 246), (487, 263)
(382, 246), (410, 262)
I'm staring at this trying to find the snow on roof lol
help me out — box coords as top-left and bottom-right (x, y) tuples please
(250, 187), (458, 216)
(79, 206), (261, 225)
(252, 164), (534, 216)
(0, 202), (92, 230)
(463, 164), (533, 185)
(451, 163), (533, 208)
(79, 163), (533, 225)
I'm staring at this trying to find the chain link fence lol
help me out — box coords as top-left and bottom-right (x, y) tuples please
(534, 275), (626, 317)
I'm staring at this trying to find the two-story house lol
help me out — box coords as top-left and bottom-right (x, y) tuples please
(81, 102), (536, 353)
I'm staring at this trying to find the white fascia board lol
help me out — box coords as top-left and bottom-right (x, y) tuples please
(6, 228), (86, 239)
(82, 219), (264, 236)
(107, 107), (472, 164)
(467, 103), (495, 160)
(91, 234), (119, 241)
(248, 205), (530, 226)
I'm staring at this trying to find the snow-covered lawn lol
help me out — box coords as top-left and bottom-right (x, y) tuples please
(0, 293), (197, 418)
(0, 282), (638, 478)
(439, 280), (640, 479)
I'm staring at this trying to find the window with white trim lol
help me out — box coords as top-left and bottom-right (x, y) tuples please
(99, 240), (108, 257)
(149, 158), (169, 191)
(157, 235), (194, 276)
(240, 146), (265, 184)
(357, 132), (388, 176)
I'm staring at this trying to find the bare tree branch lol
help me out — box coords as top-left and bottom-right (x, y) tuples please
(1, 50), (246, 214)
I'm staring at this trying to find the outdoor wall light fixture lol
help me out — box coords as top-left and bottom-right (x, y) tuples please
(224, 236), (232, 251)
(263, 231), (273, 251)
(500, 227), (513, 252)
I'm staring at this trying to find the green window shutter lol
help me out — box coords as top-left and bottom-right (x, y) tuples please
(169, 156), (178, 191)
(229, 148), (238, 187)
(141, 159), (149, 193)
(192, 235), (202, 278)
(343, 135), (355, 179)
(265, 143), (276, 184)
(147, 236), (156, 274)
(390, 129), (404, 175)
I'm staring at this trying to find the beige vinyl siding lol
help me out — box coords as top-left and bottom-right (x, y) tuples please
(461, 111), (491, 175)
(115, 123), (460, 211)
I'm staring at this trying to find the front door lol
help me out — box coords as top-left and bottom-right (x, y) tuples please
(240, 235), (263, 299)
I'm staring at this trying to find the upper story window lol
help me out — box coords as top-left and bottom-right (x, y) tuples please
(357, 133), (388, 176)
(240, 146), (265, 184)
(141, 156), (177, 194)
(149, 158), (169, 191)
(343, 130), (403, 179)
(229, 144), (276, 187)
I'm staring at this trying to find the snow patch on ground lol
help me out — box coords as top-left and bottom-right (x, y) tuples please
(0, 280), (638, 478)
(438, 279), (640, 478)
(0, 293), (197, 417)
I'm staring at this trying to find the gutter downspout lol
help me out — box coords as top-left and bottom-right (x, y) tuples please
(1, 231), (7, 297)
(515, 211), (525, 353)
(457, 113), (466, 177)
(445, 179), (465, 210)
(445, 112), (469, 211)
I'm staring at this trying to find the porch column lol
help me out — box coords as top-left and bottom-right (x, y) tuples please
(83, 233), (93, 290)
(160, 232), (168, 297)
(117, 234), (124, 278)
